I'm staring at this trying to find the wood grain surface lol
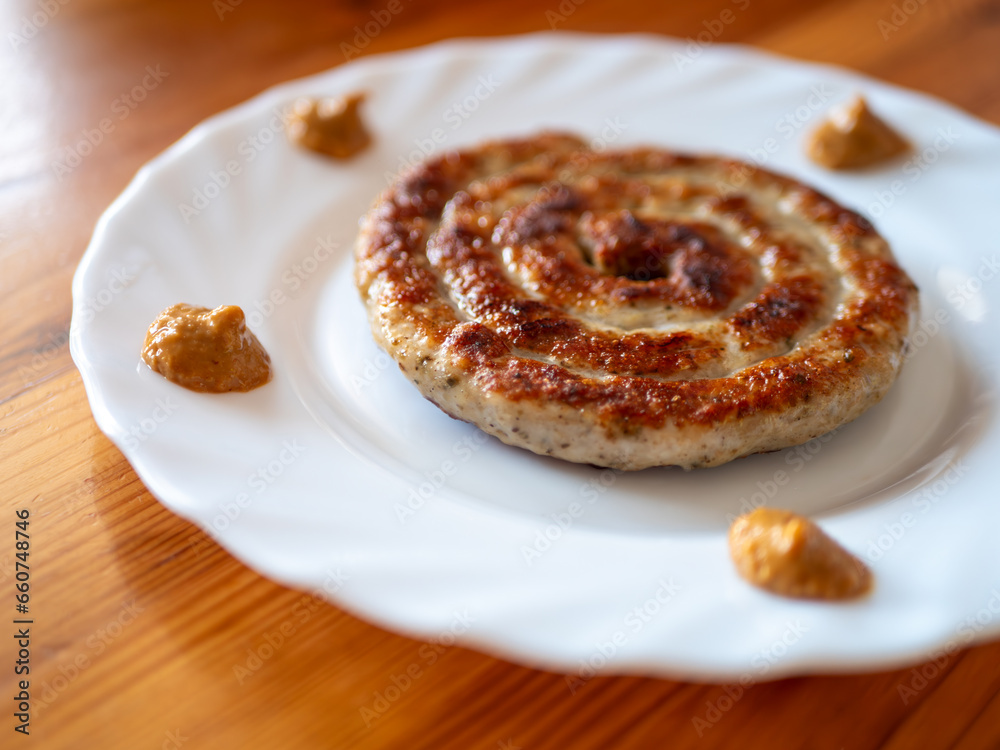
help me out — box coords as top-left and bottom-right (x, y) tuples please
(2, 0), (999, 747)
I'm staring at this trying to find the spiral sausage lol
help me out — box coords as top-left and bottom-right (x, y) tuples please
(354, 133), (918, 469)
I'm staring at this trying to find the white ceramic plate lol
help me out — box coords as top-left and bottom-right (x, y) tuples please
(71, 33), (1000, 681)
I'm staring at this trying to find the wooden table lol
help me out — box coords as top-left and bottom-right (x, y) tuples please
(3, 0), (999, 747)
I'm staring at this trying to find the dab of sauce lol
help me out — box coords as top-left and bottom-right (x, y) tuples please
(286, 92), (372, 159)
(805, 95), (910, 169)
(141, 304), (272, 393)
(728, 507), (872, 600)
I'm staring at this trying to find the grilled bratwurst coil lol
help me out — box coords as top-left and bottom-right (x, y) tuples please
(354, 133), (918, 469)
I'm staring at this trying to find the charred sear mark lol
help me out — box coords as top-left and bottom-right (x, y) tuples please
(580, 211), (754, 308)
(728, 277), (824, 345)
(394, 153), (475, 219)
(536, 182), (581, 213)
(495, 184), (582, 244)
(494, 299), (581, 348)
(515, 316), (577, 340)
(444, 322), (510, 367)
(396, 170), (452, 218)
(586, 211), (674, 280)
(669, 242), (729, 296)
(706, 194), (751, 214)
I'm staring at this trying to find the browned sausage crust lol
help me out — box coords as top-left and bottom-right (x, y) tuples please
(354, 133), (918, 469)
